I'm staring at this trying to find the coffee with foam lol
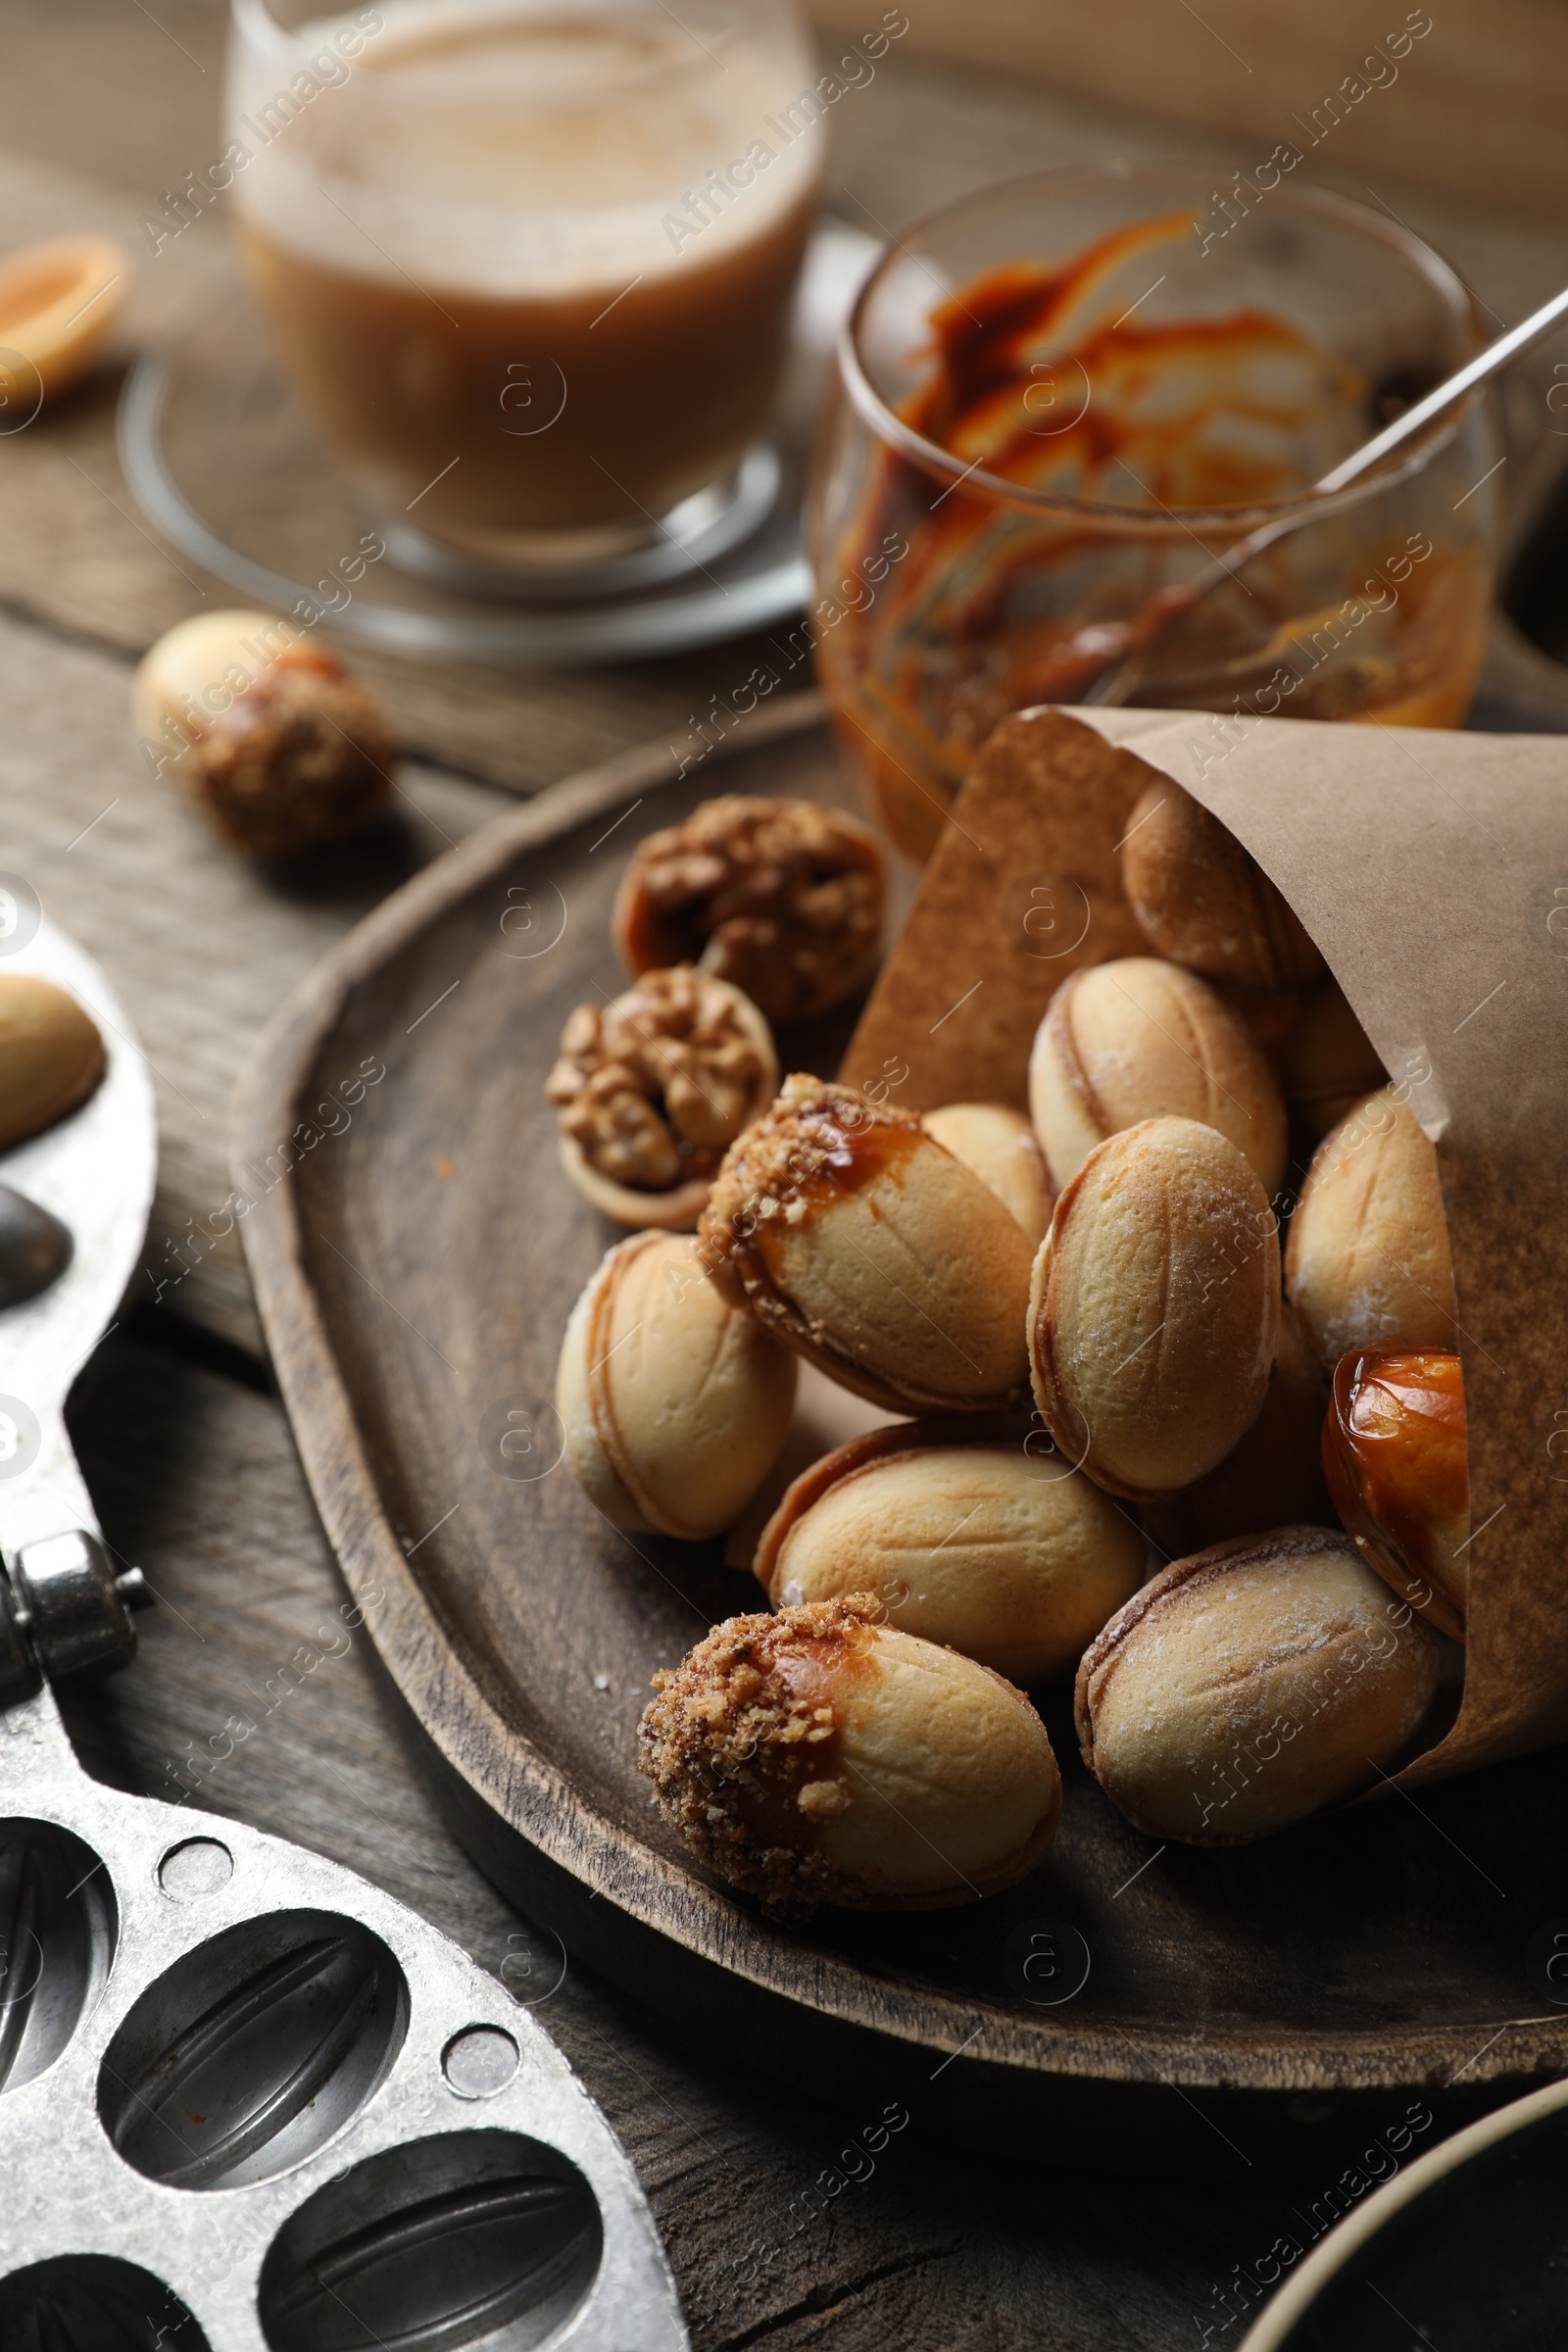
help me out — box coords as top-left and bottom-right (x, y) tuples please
(229, 0), (823, 555)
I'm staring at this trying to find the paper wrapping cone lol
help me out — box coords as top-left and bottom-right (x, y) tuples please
(845, 705), (1568, 1792)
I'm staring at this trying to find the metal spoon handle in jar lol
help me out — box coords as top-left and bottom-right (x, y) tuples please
(1082, 275), (1568, 706)
(1316, 275), (1568, 492)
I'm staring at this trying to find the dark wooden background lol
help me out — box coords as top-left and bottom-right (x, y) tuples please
(7, 5), (1568, 2341)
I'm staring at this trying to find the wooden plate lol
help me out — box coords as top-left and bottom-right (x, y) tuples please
(237, 695), (1568, 2165)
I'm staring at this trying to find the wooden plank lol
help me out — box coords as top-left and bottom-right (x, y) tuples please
(0, 0), (230, 203)
(809, 0), (1568, 221)
(0, 12), (1544, 2332)
(61, 1324), (1259, 2350)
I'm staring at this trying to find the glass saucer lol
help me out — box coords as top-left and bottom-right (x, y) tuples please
(118, 221), (877, 665)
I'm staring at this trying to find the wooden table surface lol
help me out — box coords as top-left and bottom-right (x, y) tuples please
(6, 8), (1568, 2343)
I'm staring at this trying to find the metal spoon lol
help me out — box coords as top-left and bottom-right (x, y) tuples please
(1076, 275), (1568, 707)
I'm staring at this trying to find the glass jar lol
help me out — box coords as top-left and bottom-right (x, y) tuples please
(808, 165), (1499, 860)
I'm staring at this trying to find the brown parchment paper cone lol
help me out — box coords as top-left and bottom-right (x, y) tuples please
(846, 705), (1568, 1795)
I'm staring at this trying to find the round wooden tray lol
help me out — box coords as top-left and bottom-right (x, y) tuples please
(236, 695), (1568, 2167)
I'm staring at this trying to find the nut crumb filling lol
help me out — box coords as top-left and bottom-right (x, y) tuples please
(546, 965), (769, 1194)
(191, 668), (393, 856)
(615, 795), (884, 1024)
(700, 1073), (923, 1286)
(639, 1596), (882, 1916)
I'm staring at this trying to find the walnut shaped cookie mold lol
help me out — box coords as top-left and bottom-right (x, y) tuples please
(0, 1690), (686, 2352)
(0, 911), (683, 2350)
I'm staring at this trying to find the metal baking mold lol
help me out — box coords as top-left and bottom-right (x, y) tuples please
(0, 915), (685, 2349)
(0, 1693), (684, 2349)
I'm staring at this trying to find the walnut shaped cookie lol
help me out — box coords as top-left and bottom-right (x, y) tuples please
(639, 1595), (1061, 1915)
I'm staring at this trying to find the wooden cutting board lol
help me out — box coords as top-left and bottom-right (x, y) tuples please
(236, 692), (1568, 2165)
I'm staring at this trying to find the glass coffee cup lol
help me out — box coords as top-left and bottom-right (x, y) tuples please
(225, 0), (824, 575)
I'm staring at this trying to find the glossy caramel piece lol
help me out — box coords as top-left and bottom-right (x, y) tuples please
(1323, 1348), (1469, 1640)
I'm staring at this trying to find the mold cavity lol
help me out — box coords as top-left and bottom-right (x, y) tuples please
(0, 2254), (210, 2349)
(258, 2130), (603, 2352)
(442, 2024), (519, 2100)
(157, 1838), (233, 1905)
(98, 1907), (407, 2191)
(0, 1819), (117, 2095)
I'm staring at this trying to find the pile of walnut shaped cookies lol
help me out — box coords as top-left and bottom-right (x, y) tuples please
(546, 789), (1466, 1918)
